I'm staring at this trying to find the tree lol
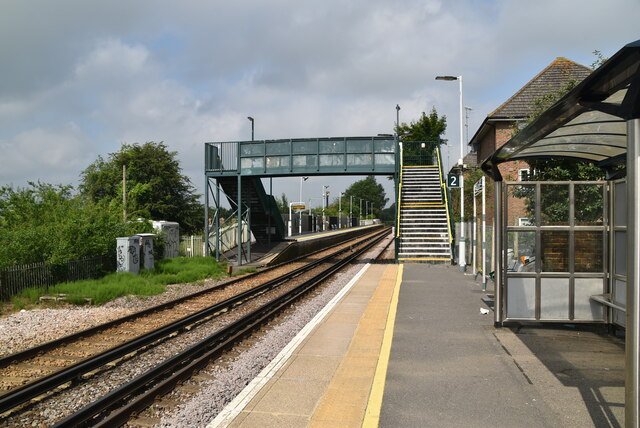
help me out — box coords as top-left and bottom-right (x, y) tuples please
(80, 142), (203, 234)
(341, 176), (388, 218)
(513, 52), (610, 224)
(396, 107), (447, 165)
(0, 182), (151, 268)
(275, 193), (289, 213)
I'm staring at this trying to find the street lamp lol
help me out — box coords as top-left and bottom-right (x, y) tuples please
(436, 74), (466, 271)
(349, 195), (353, 228)
(322, 185), (330, 231)
(396, 104), (401, 133)
(299, 177), (308, 234)
(338, 192), (344, 229)
(247, 116), (254, 141)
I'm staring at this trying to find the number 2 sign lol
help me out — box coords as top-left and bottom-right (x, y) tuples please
(447, 173), (460, 188)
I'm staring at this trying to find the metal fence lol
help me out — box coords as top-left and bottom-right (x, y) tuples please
(0, 255), (116, 300)
(179, 236), (206, 257)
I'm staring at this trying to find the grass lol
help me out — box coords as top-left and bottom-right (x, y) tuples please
(10, 257), (235, 309)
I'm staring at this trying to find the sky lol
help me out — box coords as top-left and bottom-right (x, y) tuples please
(1, 0), (639, 211)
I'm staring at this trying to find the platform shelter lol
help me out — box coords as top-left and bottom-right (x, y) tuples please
(482, 40), (640, 426)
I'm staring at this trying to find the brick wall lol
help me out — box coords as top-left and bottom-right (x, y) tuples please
(541, 230), (603, 272)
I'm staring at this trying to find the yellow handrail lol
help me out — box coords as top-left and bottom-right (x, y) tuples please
(396, 143), (403, 238)
(436, 147), (453, 249)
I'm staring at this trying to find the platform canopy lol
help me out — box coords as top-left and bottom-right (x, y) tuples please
(481, 40), (640, 425)
(482, 39), (640, 181)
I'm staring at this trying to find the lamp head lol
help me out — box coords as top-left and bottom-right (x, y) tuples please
(247, 116), (254, 122)
(435, 76), (458, 81)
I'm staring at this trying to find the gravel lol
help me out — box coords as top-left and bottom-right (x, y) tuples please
(157, 237), (392, 427)
(0, 231), (392, 427)
(0, 279), (232, 357)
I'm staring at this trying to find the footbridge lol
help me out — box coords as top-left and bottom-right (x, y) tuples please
(203, 136), (452, 265)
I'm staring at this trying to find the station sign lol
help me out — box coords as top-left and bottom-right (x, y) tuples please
(447, 173), (461, 188)
(291, 204), (306, 210)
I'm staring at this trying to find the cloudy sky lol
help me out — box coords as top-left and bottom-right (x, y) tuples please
(1, 0), (639, 210)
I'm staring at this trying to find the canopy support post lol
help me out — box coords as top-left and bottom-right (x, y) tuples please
(626, 118), (640, 428)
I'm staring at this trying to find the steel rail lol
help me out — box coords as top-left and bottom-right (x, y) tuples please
(0, 227), (382, 368)
(55, 228), (391, 427)
(0, 227), (389, 415)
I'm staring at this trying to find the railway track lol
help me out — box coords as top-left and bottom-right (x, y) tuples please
(0, 226), (391, 426)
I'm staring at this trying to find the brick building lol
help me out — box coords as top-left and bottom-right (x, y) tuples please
(468, 57), (593, 220)
(461, 57), (592, 269)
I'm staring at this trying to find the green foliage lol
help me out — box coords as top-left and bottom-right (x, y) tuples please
(275, 193), (289, 213)
(450, 169), (485, 222)
(338, 176), (388, 218)
(12, 257), (230, 307)
(0, 182), (152, 269)
(396, 108), (447, 165)
(80, 142), (203, 234)
(591, 50), (608, 69)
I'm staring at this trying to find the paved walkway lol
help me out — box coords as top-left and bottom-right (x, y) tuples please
(212, 262), (625, 427)
(380, 264), (625, 427)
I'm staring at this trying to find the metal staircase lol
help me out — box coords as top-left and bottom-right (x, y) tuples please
(396, 147), (452, 263)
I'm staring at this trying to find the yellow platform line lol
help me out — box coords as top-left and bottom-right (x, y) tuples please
(362, 264), (404, 428)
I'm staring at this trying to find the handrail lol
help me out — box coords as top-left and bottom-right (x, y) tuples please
(436, 147), (454, 255)
(396, 142), (404, 238)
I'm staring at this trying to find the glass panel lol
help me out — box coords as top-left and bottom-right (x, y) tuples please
(319, 140), (344, 154)
(266, 141), (290, 155)
(319, 154), (344, 167)
(614, 181), (626, 226)
(575, 184), (604, 225)
(574, 231), (603, 272)
(507, 184), (536, 227)
(266, 156), (289, 169)
(541, 231), (569, 272)
(506, 277), (536, 319)
(614, 279), (626, 306)
(374, 139), (395, 153)
(347, 140), (372, 153)
(292, 155), (317, 168)
(540, 184), (569, 225)
(240, 157), (263, 169)
(540, 278), (569, 319)
(347, 153), (372, 166)
(375, 153), (395, 165)
(574, 278), (605, 321)
(506, 231), (536, 272)
(240, 143), (264, 156)
(292, 140), (316, 154)
(615, 231), (627, 275)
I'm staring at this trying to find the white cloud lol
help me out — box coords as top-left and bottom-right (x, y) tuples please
(0, 123), (95, 187)
(1, 0), (640, 203)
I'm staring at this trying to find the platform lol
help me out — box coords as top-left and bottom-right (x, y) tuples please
(210, 264), (625, 427)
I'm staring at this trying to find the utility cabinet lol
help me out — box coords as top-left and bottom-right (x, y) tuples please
(152, 221), (180, 258)
(116, 236), (140, 274)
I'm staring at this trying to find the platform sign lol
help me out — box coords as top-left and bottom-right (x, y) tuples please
(447, 173), (461, 188)
(291, 203), (306, 211)
(473, 179), (484, 196)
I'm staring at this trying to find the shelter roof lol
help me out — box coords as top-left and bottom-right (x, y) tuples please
(481, 40), (640, 181)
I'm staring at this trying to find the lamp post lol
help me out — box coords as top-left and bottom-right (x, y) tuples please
(299, 177), (308, 234)
(436, 74), (466, 271)
(349, 195), (353, 228)
(322, 185), (329, 231)
(247, 117), (254, 141)
(396, 104), (401, 133)
(338, 192), (344, 229)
